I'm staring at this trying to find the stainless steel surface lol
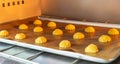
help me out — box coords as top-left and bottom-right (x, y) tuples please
(40, 17), (120, 28)
(41, 0), (120, 23)
(32, 53), (75, 64)
(0, 42), (14, 51)
(3, 46), (29, 55)
(0, 53), (38, 64)
(0, 56), (25, 64)
(14, 49), (41, 60)
(0, 42), (40, 64)
(76, 61), (99, 64)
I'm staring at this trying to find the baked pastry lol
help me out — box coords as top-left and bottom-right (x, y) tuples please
(33, 26), (43, 33)
(85, 26), (95, 32)
(85, 26), (95, 38)
(108, 28), (119, 35)
(73, 32), (85, 39)
(85, 44), (99, 54)
(59, 40), (71, 49)
(108, 28), (119, 40)
(98, 35), (111, 44)
(33, 19), (42, 25)
(65, 24), (75, 31)
(15, 33), (26, 40)
(19, 24), (28, 30)
(0, 30), (9, 37)
(52, 29), (63, 36)
(35, 36), (47, 44)
(47, 22), (57, 28)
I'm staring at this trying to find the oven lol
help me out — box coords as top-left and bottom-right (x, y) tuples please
(0, 0), (120, 64)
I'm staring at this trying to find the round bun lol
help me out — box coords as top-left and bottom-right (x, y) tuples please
(85, 26), (95, 33)
(47, 22), (56, 28)
(73, 32), (85, 39)
(59, 40), (71, 49)
(0, 30), (9, 37)
(108, 28), (119, 35)
(33, 27), (43, 33)
(19, 24), (28, 30)
(85, 44), (99, 54)
(35, 36), (47, 44)
(33, 20), (42, 25)
(98, 35), (111, 43)
(15, 33), (26, 40)
(52, 29), (63, 36)
(65, 24), (75, 31)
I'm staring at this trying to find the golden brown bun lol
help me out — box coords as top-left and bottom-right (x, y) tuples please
(52, 29), (63, 36)
(85, 44), (99, 54)
(59, 40), (71, 49)
(33, 20), (42, 25)
(85, 26), (95, 33)
(0, 30), (9, 37)
(108, 28), (119, 35)
(15, 33), (26, 40)
(19, 24), (28, 30)
(47, 22), (57, 28)
(65, 24), (75, 31)
(98, 35), (111, 44)
(73, 32), (85, 39)
(35, 36), (47, 44)
(33, 27), (43, 33)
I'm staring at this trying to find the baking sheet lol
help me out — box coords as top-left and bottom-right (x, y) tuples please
(0, 18), (120, 63)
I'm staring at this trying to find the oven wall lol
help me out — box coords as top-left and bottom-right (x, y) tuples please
(41, 0), (120, 23)
(0, 0), (41, 23)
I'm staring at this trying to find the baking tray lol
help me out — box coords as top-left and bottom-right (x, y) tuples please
(0, 17), (120, 63)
